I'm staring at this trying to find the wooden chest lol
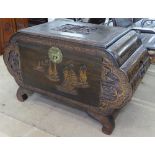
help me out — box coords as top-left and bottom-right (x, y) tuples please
(3, 19), (150, 135)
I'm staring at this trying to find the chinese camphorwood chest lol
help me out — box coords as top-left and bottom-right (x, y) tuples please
(3, 19), (151, 135)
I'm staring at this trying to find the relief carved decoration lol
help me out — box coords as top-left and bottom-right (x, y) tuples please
(56, 64), (89, 95)
(52, 24), (98, 34)
(3, 43), (23, 85)
(99, 57), (132, 112)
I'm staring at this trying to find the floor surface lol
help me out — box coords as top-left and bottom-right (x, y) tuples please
(0, 56), (155, 136)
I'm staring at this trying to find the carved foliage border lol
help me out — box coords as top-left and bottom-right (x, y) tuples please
(99, 57), (132, 112)
(3, 43), (23, 86)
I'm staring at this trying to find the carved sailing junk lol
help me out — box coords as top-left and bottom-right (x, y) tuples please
(34, 56), (49, 72)
(57, 65), (79, 95)
(34, 59), (44, 72)
(57, 64), (89, 95)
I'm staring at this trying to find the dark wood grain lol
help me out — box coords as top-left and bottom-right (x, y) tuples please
(0, 18), (28, 55)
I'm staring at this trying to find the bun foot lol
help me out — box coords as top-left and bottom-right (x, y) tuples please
(16, 87), (33, 102)
(102, 116), (115, 135)
(87, 110), (115, 135)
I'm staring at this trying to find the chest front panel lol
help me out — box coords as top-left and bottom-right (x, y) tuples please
(19, 40), (102, 106)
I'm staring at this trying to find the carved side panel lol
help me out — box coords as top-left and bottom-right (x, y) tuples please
(3, 43), (23, 86)
(99, 58), (132, 112)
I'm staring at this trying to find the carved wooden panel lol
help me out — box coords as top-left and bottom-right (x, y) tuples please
(4, 43), (23, 84)
(0, 19), (16, 55)
(0, 18), (28, 55)
(15, 18), (28, 30)
(19, 42), (101, 107)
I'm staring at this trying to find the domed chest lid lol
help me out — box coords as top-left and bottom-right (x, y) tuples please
(19, 19), (130, 48)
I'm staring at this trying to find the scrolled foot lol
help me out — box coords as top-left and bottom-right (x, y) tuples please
(16, 87), (33, 102)
(87, 110), (115, 135)
(102, 116), (115, 135)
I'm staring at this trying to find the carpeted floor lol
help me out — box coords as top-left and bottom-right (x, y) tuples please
(0, 56), (155, 136)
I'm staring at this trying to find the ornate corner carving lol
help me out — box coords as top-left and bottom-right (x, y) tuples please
(3, 43), (23, 86)
(99, 58), (132, 112)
